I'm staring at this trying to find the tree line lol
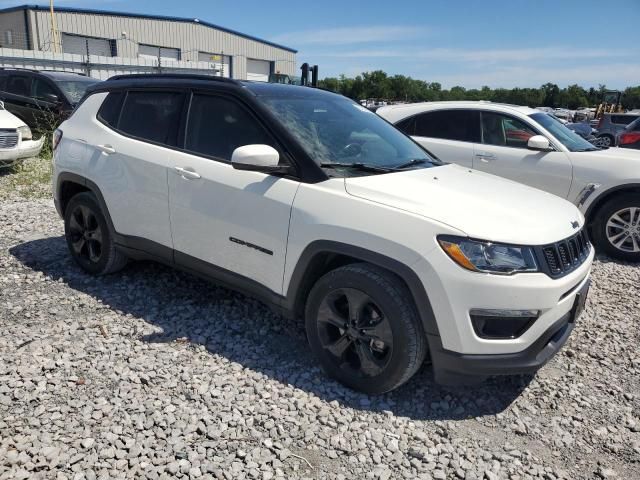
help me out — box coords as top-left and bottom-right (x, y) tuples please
(318, 71), (640, 109)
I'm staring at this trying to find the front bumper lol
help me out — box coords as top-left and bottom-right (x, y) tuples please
(0, 137), (45, 162)
(429, 279), (589, 384)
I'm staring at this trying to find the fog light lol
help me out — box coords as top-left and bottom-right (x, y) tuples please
(470, 309), (540, 339)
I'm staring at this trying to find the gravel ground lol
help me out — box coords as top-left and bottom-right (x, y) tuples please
(1, 186), (639, 479)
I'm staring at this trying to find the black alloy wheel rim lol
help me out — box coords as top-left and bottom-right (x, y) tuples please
(316, 288), (393, 378)
(68, 205), (103, 264)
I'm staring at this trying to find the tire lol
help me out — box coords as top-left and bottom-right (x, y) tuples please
(64, 192), (128, 275)
(591, 193), (640, 262)
(597, 134), (614, 147)
(305, 263), (427, 394)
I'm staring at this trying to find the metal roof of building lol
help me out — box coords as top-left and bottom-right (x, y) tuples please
(0, 4), (298, 53)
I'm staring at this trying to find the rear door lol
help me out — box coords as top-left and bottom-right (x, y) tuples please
(86, 89), (186, 250)
(472, 111), (572, 198)
(407, 109), (480, 168)
(168, 91), (299, 294)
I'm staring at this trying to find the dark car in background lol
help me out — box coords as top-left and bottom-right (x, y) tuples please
(618, 117), (640, 150)
(0, 69), (99, 131)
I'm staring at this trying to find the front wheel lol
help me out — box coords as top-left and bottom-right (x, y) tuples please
(597, 134), (614, 147)
(305, 264), (427, 394)
(591, 193), (640, 262)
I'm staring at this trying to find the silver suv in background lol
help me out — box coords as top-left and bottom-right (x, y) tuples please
(595, 113), (640, 147)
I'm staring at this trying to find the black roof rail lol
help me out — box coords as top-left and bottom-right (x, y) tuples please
(106, 73), (240, 85)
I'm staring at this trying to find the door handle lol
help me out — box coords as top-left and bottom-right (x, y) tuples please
(475, 152), (496, 162)
(174, 166), (201, 180)
(97, 144), (116, 155)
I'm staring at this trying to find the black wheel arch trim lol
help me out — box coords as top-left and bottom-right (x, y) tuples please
(56, 172), (116, 233)
(585, 183), (640, 222)
(283, 240), (441, 340)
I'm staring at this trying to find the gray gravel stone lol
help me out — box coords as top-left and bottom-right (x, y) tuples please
(0, 195), (639, 480)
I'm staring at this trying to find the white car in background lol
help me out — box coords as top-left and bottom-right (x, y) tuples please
(0, 100), (44, 166)
(378, 101), (640, 262)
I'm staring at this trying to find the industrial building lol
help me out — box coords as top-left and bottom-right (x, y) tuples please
(0, 5), (297, 81)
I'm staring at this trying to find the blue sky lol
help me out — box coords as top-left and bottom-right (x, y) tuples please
(10, 0), (640, 88)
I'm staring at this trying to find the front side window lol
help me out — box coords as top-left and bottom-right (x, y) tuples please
(530, 112), (597, 152)
(482, 112), (537, 148)
(55, 79), (99, 104)
(414, 110), (481, 143)
(6, 75), (31, 96)
(118, 91), (184, 146)
(258, 94), (437, 171)
(32, 78), (58, 101)
(185, 94), (275, 161)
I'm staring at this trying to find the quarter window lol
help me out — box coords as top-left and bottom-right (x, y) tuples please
(185, 94), (274, 161)
(482, 112), (537, 148)
(118, 91), (184, 146)
(414, 110), (481, 143)
(97, 91), (125, 128)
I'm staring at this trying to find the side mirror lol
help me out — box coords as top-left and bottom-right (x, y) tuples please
(42, 93), (60, 104)
(231, 144), (292, 174)
(527, 135), (552, 151)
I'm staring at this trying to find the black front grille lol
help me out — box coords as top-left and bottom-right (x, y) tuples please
(538, 230), (591, 278)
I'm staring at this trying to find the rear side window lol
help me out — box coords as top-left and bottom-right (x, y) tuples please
(414, 110), (481, 143)
(611, 115), (639, 125)
(6, 75), (31, 96)
(185, 94), (275, 161)
(118, 91), (184, 146)
(97, 91), (125, 128)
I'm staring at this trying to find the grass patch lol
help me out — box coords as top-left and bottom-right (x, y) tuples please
(0, 156), (53, 200)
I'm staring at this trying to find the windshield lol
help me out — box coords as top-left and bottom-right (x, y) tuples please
(258, 94), (438, 172)
(530, 112), (598, 151)
(55, 79), (99, 104)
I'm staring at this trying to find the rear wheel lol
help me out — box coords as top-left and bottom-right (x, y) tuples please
(591, 193), (640, 262)
(305, 263), (426, 394)
(64, 192), (127, 275)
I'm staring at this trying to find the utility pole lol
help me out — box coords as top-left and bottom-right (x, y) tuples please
(49, 0), (60, 53)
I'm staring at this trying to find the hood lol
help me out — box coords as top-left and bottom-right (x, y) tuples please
(0, 108), (26, 129)
(577, 146), (640, 162)
(344, 164), (583, 245)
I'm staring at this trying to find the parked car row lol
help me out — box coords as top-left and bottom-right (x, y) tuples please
(52, 75), (597, 394)
(0, 68), (98, 165)
(378, 101), (640, 262)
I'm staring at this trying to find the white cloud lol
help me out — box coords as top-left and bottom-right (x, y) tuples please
(313, 46), (635, 63)
(272, 25), (426, 46)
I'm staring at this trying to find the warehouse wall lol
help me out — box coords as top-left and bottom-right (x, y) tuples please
(25, 9), (296, 80)
(0, 10), (29, 50)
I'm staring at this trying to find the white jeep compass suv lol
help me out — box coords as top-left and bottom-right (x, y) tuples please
(52, 75), (593, 394)
(378, 101), (640, 262)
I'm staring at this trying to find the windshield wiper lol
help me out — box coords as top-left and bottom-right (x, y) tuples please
(320, 162), (395, 173)
(393, 158), (429, 170)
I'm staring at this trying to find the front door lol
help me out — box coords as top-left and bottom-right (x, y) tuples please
(473, 111), (572, 198)
(168, 92), (300, 295)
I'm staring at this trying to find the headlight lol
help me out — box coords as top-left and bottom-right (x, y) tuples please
(17, 125), (32, 141)
(438, 236), (538, 275)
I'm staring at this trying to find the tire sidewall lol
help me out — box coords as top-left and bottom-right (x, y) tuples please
(305, 265), (418, 394)
(592, 193), (640, 262)
(64, 193), (114, 275)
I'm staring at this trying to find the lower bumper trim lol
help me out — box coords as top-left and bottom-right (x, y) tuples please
(429, 310), (575, 385)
